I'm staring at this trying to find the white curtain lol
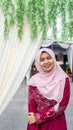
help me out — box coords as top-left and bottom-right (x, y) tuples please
(66, 44), (73, 72)
(0, 10), (42, 114)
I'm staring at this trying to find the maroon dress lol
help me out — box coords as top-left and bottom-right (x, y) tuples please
(27, 78), (70, 130)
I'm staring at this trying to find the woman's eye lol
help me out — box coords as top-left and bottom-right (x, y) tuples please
(47, 57), (51, 60)
(40, 58), (44, 62)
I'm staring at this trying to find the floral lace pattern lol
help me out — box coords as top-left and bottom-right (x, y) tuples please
(28, 78), (70, 125)
(28, 86), (57, 111)
(28, 86), (66, 124)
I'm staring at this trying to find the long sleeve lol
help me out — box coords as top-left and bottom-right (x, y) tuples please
(27, 86), (39, 130)
(35, 78), (70, 124)
(28, 86), (37, 113)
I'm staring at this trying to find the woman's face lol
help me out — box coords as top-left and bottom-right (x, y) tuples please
(40, 52), (54, 72)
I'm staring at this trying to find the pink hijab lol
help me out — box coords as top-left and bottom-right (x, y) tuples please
(28, 48), (68, 108)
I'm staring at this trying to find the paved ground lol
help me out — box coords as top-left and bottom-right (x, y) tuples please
(0, 79), (73, 130)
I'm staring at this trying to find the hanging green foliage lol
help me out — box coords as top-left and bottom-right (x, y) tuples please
(47, 0), (58, 40)
(0, 0), (15, 38)
(26, 0), (38, 40)
(15, 0), (25, 40)
(26, 0), (47, 40)
(59, 0), (67, 40)
(68, 0), (73, 39)
(0, 0), (73, 41)
(34, 0), (47, 40)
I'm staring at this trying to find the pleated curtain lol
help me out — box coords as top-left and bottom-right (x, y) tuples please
(0, 10), (42, 114)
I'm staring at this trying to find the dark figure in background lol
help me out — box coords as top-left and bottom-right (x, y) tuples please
(60, 55), (67, 72)
(30, 61), (38, 77)
(66, 65), (72, 77)
(60, 62), (67, 72)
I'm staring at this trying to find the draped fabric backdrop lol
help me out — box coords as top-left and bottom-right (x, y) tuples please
(0, 10), (42, 114)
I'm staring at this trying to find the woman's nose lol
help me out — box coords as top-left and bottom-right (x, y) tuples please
(45, 59), (48, 63)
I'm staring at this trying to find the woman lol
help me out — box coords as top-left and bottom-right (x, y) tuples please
(27, 48), (70, 130)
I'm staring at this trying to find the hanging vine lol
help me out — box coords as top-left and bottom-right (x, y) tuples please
(15, 0), (25, 40)
(0, 0), (73, 41)
(59, 0), (67, 40)
(0, 0), (15, 38)
(68, 0), (73, 39)
(35, 0), (47, 40)
(47, 0), (58, 35)
(26, 0), (38, 40)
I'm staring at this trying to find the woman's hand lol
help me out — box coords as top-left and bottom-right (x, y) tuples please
(28, 112), (36, 124)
